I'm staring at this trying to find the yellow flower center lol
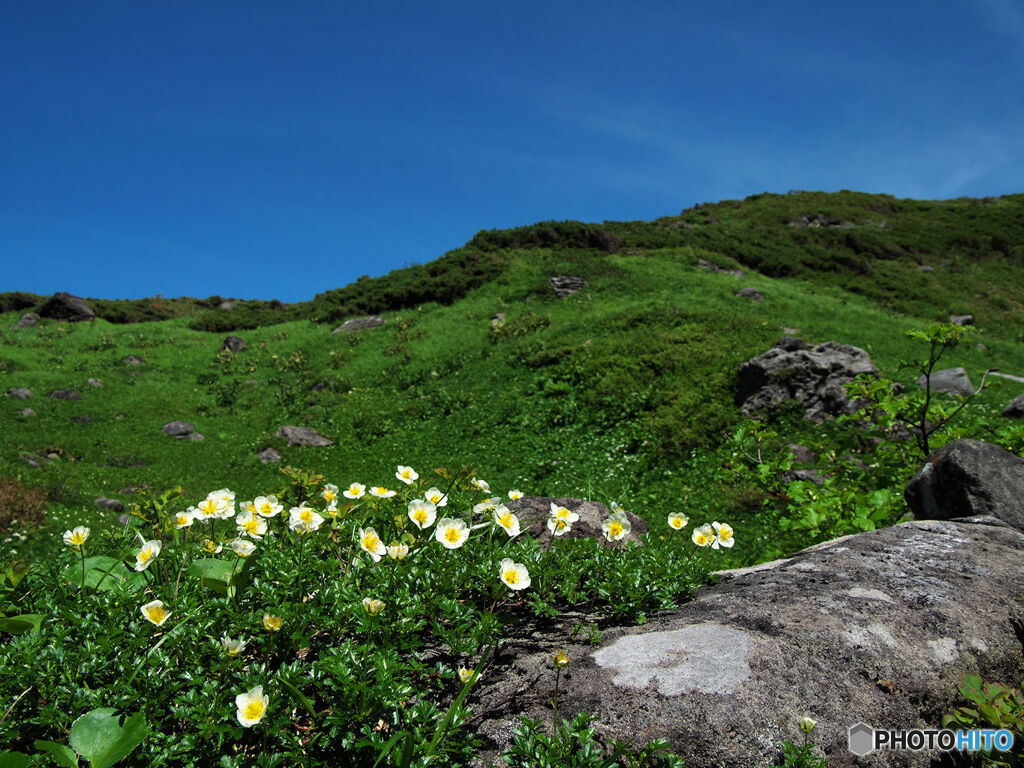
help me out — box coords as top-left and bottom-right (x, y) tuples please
(300, 509), (313, 524)
(244, 700), (265, 720)
(609, 522), (623, 538)
(350, 485), (361, 495)
(503, 568), (519, 584)
(363, 533), (380, 549)
(260, 502), (273, 515)
(444, 528), (461, 543)
(200, 500), (218, 516)
(670, 518), (682, 529)
(138, 549), (152, 563)
(146, 606), (167, 623)
(414, 510), (427, 523)
(245, 520), (260, 533)
(324, 491), (335, 502)
(71, 532), (86, 545)
(554, 520), (567, 531)
(498, 512), (513, 528)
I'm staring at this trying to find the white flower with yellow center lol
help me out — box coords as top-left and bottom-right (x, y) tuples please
(668, 511), (689, 530)
(458, 667), (478, 683)
(408, 500), (437, 530)
(362, 597), (385, 616)
(207, 489), (236, 519)
(602, 512), (631, 542)
(194, 497), (228, 522)
(63, 526), (90, 550)
(201, 538), (222, 555)
(321, 483), (339, 505)
(424, 487), (448, 507)
(692, 524), (715, 547)
(343, 483), (366, 500)
(369, 486), (396, 499)
(547, 517), (572, 536)
(220, 634), (247, 656)
(387, 543), (410, 560)
(253, 495), (282, 518)
(359, 527), (387, 561)
(473, 497), (501, 515)
(395, 466), (418, 485)
(140, 599), (171, 626)
(134, 540), (162, 571)
(288, 504), (324, 534)
(236, 686), (269, 728)
(231, 539), (256, 557)
(263, 613), (283, 631)
(493, 506), (521, 537)
(471, 477), (490, 491)
(499, 558), (531, 590)
(711, 521), (735, 549)
(507, 489), (523, 500)
(236, 511), (267, 539)
(549, 503), (579, 525)
(434, 518), (470, 549)
(172, 510), (195, 529)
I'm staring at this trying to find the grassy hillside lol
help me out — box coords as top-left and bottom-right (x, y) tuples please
(3, 189), (1024, 567)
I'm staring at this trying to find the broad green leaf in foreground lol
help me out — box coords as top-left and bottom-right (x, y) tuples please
(68, 708), (148, 768)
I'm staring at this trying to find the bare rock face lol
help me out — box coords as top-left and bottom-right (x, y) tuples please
(905, 438), (1024, 532)
(332, 315), (385, 333)
(13, 312), (39, 329)
(549, 275), (588, 298)
(466, 518), (1024, 768)
(1005, 391), (1024, 418)
(736, 338), (877, 421)
(506, 497), (648, 548)
(275, 425), (332, 447)
(915, 367), (974, 396)
(38, 292), (95, 322)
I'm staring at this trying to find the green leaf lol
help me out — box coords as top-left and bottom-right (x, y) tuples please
(69, 708), (149, 768)
(0, 751), (34, 768)
(61, 557), (147, 593)
(188, 558), (250, 595)
(34, 740), (79, 767)
(978, 703), (1003, 727)
(0, 614), (44, 635)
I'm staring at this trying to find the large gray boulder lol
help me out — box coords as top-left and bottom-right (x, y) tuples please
(332, 315), (385, 333)
(1003, 391), (1024, 418)
(275, 425), (332, 447)
(915, 367), (974, 396)
(37, 292), (95, 322)
(904, 438), (1024, 532)
(736, 338), (877, 421)
(13, 312), (39, 329)
(466, 518), (1024, 768)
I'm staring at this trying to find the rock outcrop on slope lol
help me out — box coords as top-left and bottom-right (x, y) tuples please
(464, 441), (1024, 768)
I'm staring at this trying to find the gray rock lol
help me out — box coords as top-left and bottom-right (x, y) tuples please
(37, 292), (95, 322)
(162, 420), (196, 437)
(735, 286), (764, 302)
(258, 446), (282, 464)
(697, 258), (744, 277)
(122, 355), (145, 366)
(549, 275), (588, 298)
(221, 336), (246, 353)
(275, 425), (333, 447)
(219, 301), (235, 311)
(915, 367), (974, 396)
(49, 389), (81, 401)
(737, 338), (878, 421)
(788, 443), (815, 464)
(182, 432), (204, 441)
(94, 497), (124, 512)
(905, 438), (1024, 533)
(949, 313), (974, 326)
(506, 497), (647, 549)
(87, 377), (102, 387)
(21, 453), (47, 468)
(918, 264), (934, 272)
(332, 315), (385, 333)
(13, 312), (39, 329)
(19, 408), (35, 417)
(73, 415), (92, 424)
(7, 387), (33, 400)
(1004, 392), (1024, 418)
(466, 518), (1024, 768)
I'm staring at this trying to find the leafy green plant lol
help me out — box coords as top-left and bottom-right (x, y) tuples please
(943, 674), (1024, 767)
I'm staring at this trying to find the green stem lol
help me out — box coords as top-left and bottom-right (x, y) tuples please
(79, 547), (87, 591)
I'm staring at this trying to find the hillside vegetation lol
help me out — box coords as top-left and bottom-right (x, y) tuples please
(2, 190), (1023, 566)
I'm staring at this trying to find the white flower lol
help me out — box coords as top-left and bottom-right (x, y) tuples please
(220, 634), (247, 656)
(387, 543), (410, 560)
(362, 597), (385, 615)
(193, 496), (229, 522)
(321, 483), (339, 505)
(253, 495), (283, 518)
(207, 489), (236, 519)
(231, 539), (256, 557)
(434, 518), (470, 549)
(236, 511), (267, 540)
(396, 466), (419, 485)
(140, 599), (171, 626)
(499, 558), (531, 590)
(263, 614), (283, 631)
(288, 504), (324, 534)
(550, 503), (579, 524)
(602, 512), (631, 542)
(493, 506), (521, 537)
(134, 540), (162, 571)
(712, 521), (735, 549)
(692, 524), (715, 547)
(799, 716), (817, 733)
(424, 487), (448, 507)
(359, 527), (387, 562)
(547, 517), (572, 536)
(667, 511), (689, 530)
(458, 667), (478, 683)
(63, 526), (90, 550)
(471, 477), (490, 491)
(507, 489), (523, 500)
(343, 483), (366, 500)
(172, 510), (195, 529)
(236, 685), (269, 727)
(369, 486), (396, 499)
(408, 499), (437, 530)
(473, 497), (501, 515)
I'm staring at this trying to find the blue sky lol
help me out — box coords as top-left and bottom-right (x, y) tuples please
(2, 1), (1022, 302)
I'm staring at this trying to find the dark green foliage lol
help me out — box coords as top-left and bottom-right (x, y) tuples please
(470, 220), (624, 253)
(0, 292), (43, 313)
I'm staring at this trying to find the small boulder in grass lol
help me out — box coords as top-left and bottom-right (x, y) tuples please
(19, 407), (36, 418)
(95, 497), (124, 512)
(275, 425), (332, 447)
(258, 446), (282, 464)
(162, 420), (196, 437)
(221, 336), (246, 353)
(736, 286), (764, 302)
(50, 389), (82, 401)
(1003, 392), (1024, 418)
(13, 312), (39, 329)
(7, 387), (33, 400)
(87, 377), (102, 387)
(123, 355), (145, 366)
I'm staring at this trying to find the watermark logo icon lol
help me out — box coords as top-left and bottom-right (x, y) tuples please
(848, 723), (874, 756)
(848, 723), (1014, 755)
